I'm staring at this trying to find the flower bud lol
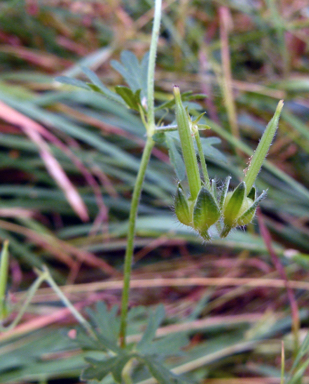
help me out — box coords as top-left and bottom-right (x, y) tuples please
(193, 187), (220, 240)
(174, 185), (192, 226)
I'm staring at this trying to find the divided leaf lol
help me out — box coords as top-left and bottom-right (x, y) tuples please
(199, 137), (227, 164)
(137, 305), (165, 352)
(55, 76), (91, 90)
(111, 50), (149, 98)
(142, 356), (190, 384)
(56, 67), (126, 106)
(82, 353), (132, 383)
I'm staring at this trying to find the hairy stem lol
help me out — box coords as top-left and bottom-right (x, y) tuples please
(147, 0), (162, 136)
(119, 0), (162, 348)
(194, 131), (211, 190)
(119, 138), (154, 347)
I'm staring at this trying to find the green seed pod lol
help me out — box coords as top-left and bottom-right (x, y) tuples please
(174, 185), (192, 226)
(193, 187), (220, 240)
(173, 86), (201, 201)
(222, 182), (246, 227)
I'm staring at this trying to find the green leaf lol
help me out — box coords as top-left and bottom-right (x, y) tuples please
(111, 51), (149, 97)
(137, 305), (165, 351)
(165, 134), (186, 181)
(199, 137), (227, 164)
(145, 334), (189, 357)
(142, 356), (189, 384)
(115, 86), (141, 110)
(82, 356), (118, 381)
(74, 329), (104, 351)
(55, 76), (90, 90)
(81, 66), (125, 105)
(82, 352), (133, 383)
(88, 302), (120, 345)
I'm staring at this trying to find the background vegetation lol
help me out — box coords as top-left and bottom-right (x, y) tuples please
(1, 0), (309, 383)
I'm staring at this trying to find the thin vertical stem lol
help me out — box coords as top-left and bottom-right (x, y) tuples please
(119, 137), (154, 347)
(194, 131), (211, 190)
(119, 0), (162, 347)
(219, 7), (240, 152)
(147, 0), (162, 136)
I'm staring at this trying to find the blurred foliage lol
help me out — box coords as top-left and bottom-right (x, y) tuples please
(1, 0), (309, 383)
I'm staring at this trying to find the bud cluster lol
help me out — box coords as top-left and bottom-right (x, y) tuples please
(172, 86), (283, 241)
(175, 178), (266, 240)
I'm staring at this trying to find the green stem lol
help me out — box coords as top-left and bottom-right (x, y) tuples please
(0, 271), (46, 332)
(0, 240), (9, 320)
(147, 0), (162, 136)
(42, 267), (94, 337)
(119, 0), (162, 348)
(194, 131), (211, 190)
(119, 137), (154, 347)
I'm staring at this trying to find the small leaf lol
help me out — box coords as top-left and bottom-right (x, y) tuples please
(142, 356), (189, 384)
(115, 86), (141, 110)
(192, 112), (205, 125)
(81, 66), (125, 105)
(165, 134), (186, 181)
(89, 302), (120, 344)
(111, 50), (149, 97)
(82, 356), (118, 381)
(200, 137), (227, 163)
(75, 328), (104, 351)
(137, 305), (165, 351)
(145, 334), (189, 357)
